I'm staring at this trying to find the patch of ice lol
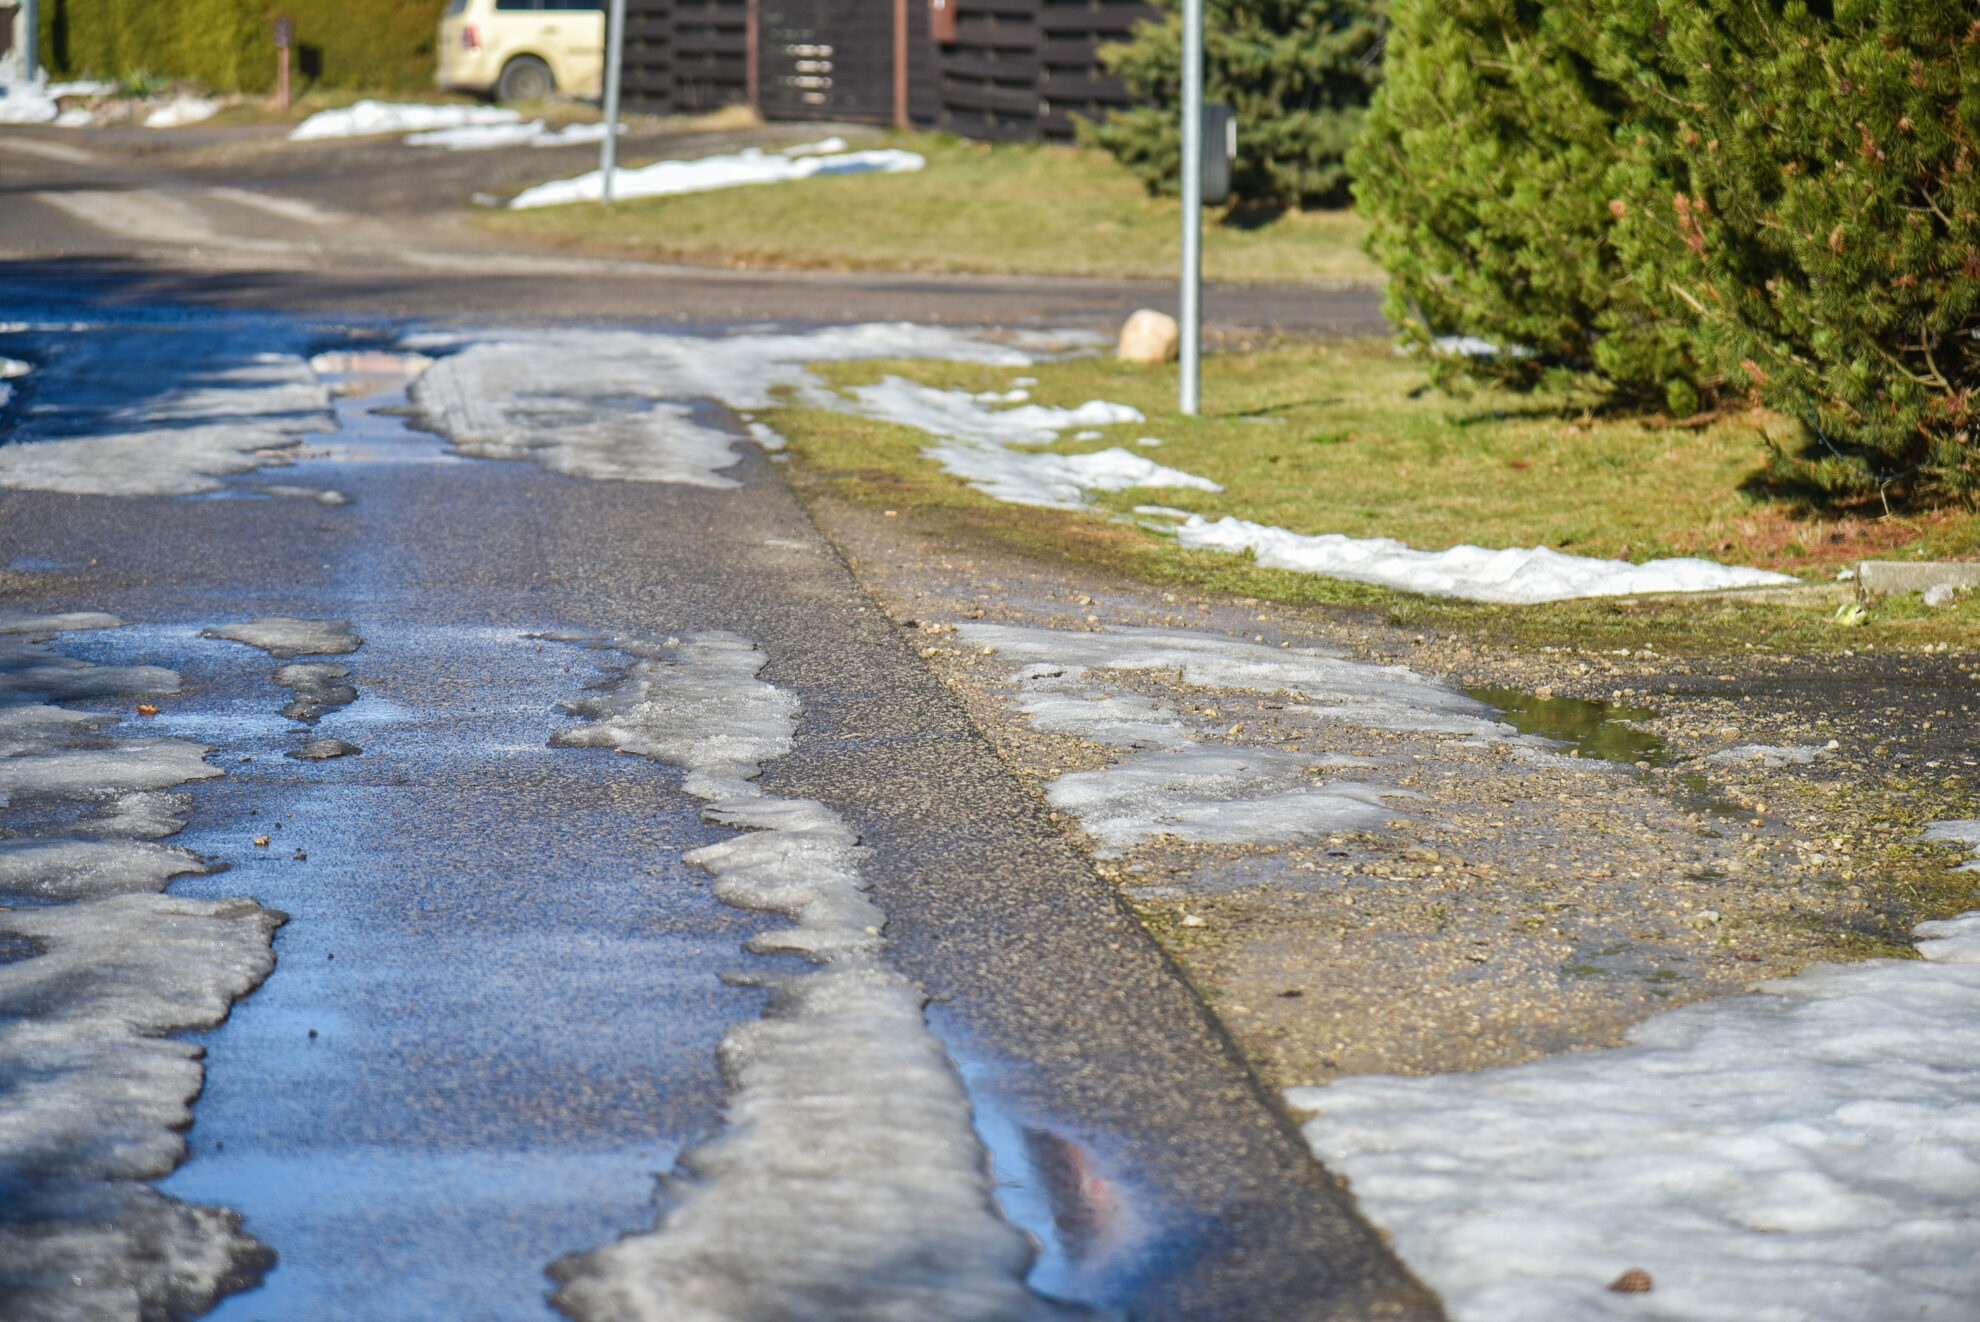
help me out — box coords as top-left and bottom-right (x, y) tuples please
(1702, 743), (1829, 767)
(144, 97), (220, 129)
(0, 838), (205, 900)
(1289, 887), (1980, 1322)
(409, 325), (1029, 485)
(0, 637), (178, 701)
(509, 143), (925, 209)
(289, 99), (522, 141)
(966, 625), (1492, 851)
(0, 741), (221, 803)
(0, 622), (276, 1316)
(960, 625), (1505, 738)
(260, 484), (350, 505)
(1051, 747), (1408, 850)
(273, 662), (356, 723)
(405, 118), (622, 150)
(202, 617), (361, 658)
(544, 631), (1066, 1322)
(0, 893), (281, 1315)
(1922, 820), (1980, 873)
(0, 611), (124, 634)
(0, 341), (334, 498)
(1173, 515), (1797, 605)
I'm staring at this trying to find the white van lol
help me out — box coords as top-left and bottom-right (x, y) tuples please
(436, 0), (605, 104)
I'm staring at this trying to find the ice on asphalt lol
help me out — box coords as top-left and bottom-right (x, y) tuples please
(1287, 821), (1980, 1322)
(545, 631), (1068, 1322)
(1173, 515), (1797, 604)
(409, 324), (1030, 485)
(0, 619), (278, 1316)
(0, 329), (335, 497)
(507, 142), (925, 209)
(290, 99), (523, 140)
(202, 617), (362, 658)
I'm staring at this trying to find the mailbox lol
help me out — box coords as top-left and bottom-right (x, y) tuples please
(1201, 102), (1234, 206)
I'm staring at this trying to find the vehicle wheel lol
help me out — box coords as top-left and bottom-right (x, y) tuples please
(496, 55), (555, 104)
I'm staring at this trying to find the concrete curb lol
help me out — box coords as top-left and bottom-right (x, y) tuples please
(1854, 561), (1980, 595)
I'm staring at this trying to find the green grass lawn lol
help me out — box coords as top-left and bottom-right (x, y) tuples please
(475, 132), (1380, 283)
(771, 337), (1980, 653)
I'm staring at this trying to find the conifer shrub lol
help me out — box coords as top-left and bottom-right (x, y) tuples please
(1360, 0), (1980, 504)
(1606, 1), (1980, 504)
(1078, 0), (1384, 208)
(1349, 0), (1706, 408)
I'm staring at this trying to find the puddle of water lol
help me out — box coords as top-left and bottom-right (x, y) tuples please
(1470, 685), (1748, 818)
(1467, 685), (1667, 766)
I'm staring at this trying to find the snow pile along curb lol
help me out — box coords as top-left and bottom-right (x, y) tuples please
(542, 630), (1076, 1322)
(1289, 822), (1980, 1322)
(507, 140), (925, 208)
(290, 100), (522, 140)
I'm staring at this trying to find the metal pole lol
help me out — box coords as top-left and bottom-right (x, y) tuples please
(1178, 0), (1203, 415)
(892, 0), (909, 130)
(20, 0), (38, 82)
(599, 0), (628, 204)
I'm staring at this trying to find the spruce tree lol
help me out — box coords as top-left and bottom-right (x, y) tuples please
(1605, 0), (1980, 501)
(1078, 0), (1384, 208)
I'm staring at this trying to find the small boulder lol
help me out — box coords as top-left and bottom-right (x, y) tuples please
(1118, 309), (1180, 365)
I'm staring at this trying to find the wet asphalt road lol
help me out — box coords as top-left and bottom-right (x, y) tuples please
(0, 295), (1436, 1319)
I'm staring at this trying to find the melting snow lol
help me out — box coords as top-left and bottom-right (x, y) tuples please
(406, 119), (622, 150)
(409, 324), (1028, 485)
(0, 620), (277, 1316)
(962, 625), (1497, 851)
(201, 617), (361, 658)
(0, 330), (334, 498)
(507, 142), (926, 209)
(143, 97), (220, 128)
(543, 631), (1068, 1321)
(1287, 823), (1980, 1322)
(289, 99), (522, 140)
(1173, 515), (1797, 605)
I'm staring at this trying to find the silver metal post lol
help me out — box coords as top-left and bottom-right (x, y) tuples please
(1178, 0), (1203, 415)
(599, 0), (628, 204)
(20, 0), (38, 82)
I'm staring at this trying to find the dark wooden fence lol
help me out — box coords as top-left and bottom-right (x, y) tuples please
(619, 0), (1152, 140)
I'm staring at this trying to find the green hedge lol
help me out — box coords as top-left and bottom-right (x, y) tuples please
(41, 0), (447, 94)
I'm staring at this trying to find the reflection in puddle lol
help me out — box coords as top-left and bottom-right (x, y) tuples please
(1470, 685), (1747, 817)
(1467, 686), (1667, 766)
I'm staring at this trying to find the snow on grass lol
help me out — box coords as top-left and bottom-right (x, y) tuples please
(406, 119), (621, 150)
(289, 99), (522, 141)
(832, 373), (1793, 600)
(506, 142), (925, 209)
(409, 324), (1030, 485)
(1287, 823), (1980, 1322)
(838, 376), (1217, 511)
(1172, 514), (1797, 605)
(143, 96), (220, 128)
(543, 630), (1068, 1322)
(0, 78), (58, 124)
